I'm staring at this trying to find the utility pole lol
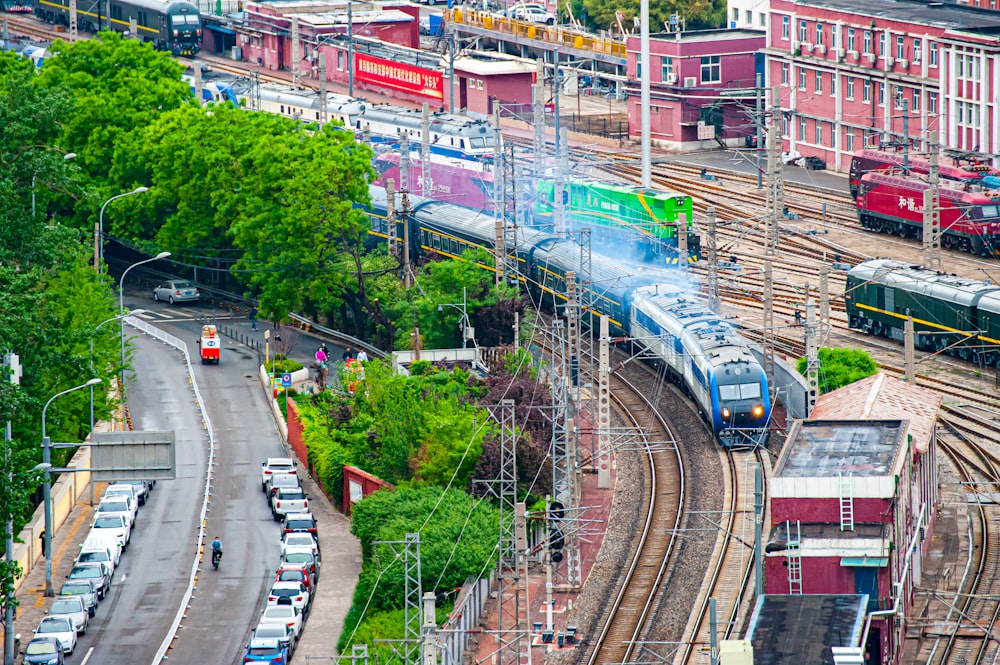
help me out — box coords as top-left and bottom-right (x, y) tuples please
(402, 191), (412, 288)
(818, 264), (830, 345)
(901, 98), (909, 171)
(69, 0), (77, 40)
(421, 592), (438, 665)
(677, 208), (689, 274)
(291, 17), (301, 87)
(493, 110), (505, 288)
(707, 207), (720, 314)
(318, 58), (328, 125)
(347, 0), (354, 97)
(533, 59), (546, 163)
(804, 298), (818, 416)
(904, 316), (915, 384)
(754, 464), (764, 597)
(448, 32), (456, 113)
(639, 0), (650, 187)
(755, 73), (763, 189)
(762, 260), (775, 401)
(554, 127), (567, 233)
(923, 142), (942, 271)
(765, 86), (783, 256)
(193, 62), (203, 105)
(3, 353), (20, 665)
(421, 104), (432, 197)
(553, 49), (561, 160)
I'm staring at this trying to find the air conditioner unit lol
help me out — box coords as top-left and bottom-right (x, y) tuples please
(802, 42), (814, 52)
(815, 44), (826, 55)
(666, 73), (678, 84)
(886, 56), (895, 66)
(863, 52), (876, 62)
(683, 76), (697, 88)
(848, 49), (859, 59)
(899, 58), (909, 69)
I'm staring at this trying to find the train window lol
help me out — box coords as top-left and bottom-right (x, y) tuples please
(111, 5), (122, 19)
(470, 138), (486, 148)
(280, 105), (285, 114)
(739, 383), (761, 399)
(460, 139), (466, 149)
(719, 385), (739, 400)
(983, 204), (1000, 218)
(885, 288), (894, 312)
(431, 234), (441, 250)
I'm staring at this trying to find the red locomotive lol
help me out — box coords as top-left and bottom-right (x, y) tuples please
(855, 170), (1000, 256)
(849, 147), (998, 198)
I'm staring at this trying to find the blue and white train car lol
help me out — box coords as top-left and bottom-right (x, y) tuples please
(630, 287), (770, 447)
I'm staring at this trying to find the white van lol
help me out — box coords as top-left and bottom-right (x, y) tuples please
(77, 536), (119, 578)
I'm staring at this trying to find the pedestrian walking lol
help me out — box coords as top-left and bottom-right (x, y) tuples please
(342, 347), (353, 361)
(249, 305), (258, 331)
(356, 349), (369, 363)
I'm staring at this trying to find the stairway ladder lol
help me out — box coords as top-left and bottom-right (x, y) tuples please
(786, 520), (803, 595)
(839, 472), (855, 532)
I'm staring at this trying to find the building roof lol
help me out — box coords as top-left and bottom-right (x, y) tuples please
(808, 373), (940, 453)
(636, 28), (765, 45)
(746, 595), (867, 665)
(453, 51), (537, 76)
(774, 419), (905, 478)
(793, 0), (1000, 36)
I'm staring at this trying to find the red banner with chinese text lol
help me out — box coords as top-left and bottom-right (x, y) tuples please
(354, 52), (444, 101)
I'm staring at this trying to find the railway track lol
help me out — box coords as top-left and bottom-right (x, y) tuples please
(583, 371), (684, 665)
(674, 448), (768, 665)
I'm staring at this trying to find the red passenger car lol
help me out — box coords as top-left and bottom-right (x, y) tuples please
(856, 170), (1000, 256)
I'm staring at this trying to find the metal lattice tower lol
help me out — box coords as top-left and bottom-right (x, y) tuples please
(502, 144), (519, 283)
(400, 135), (410, 194)
(923, 142), (942, 271)
(69, 0), (78, 39)
(565, 272), (579, 389)
(575, 230), (593, 404)
(765, 87), (783, 257)
(421, 104), (432, 197)
(533, 59), (546, 164)
(493, 107), (505, 287)
(818, 264), (830, 346)
(497, 399), (517, 567)
(403, 533), (422, 665)
(318, 58), (328, 125)
(291, 17), (302, 87)
(386, 179), (398, 259)
(706, 207), (720, 314)
(762, 261), (775, 400)
(804, 299), (819, 416)
(550, 318), (581, 588)
(597, 316), (611, 488)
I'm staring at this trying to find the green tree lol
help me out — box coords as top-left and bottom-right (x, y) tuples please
(582, 0), (724, 35)
(230, 124), (374, 321)
(796, 347), (878, 394)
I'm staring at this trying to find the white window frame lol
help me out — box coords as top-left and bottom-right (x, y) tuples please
(782, 16), (790, 40)
(846, 76), (855, 100)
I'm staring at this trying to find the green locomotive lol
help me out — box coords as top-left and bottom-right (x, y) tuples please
(534, 180), (700, 265)
(846, 258), (1000, 364)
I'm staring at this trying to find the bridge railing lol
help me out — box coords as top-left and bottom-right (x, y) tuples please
(446, 9), (626, 58)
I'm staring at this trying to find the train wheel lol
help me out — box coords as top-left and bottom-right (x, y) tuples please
(942, 234), (954, 249)
(872, 322), (884, 337)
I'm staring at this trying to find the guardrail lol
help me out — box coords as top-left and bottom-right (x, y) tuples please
(446, 9), (626, 58)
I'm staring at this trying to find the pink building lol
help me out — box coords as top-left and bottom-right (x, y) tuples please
(767, 0), (1000, 172)
(624, 29), (765, 150)
(765, 374), (940, 665)
(453, 53), (535, 116)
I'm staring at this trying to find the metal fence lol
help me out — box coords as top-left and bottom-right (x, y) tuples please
(496, 104), (629, 142)
(440, 574), (493, 665)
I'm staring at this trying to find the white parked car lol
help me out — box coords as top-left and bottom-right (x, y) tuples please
(261, 458), (297, 492)
(510, 3), (555, 23)
(91, 513), (130, 549)
(259, 604), (303, 639)
(96, 498), (134, 534)
(271, 487), (309, 521)
(33, 616), (77, 655)
(280, 532), (319, 560)
(101, 489), (138, 525)
(267, 580), (311, 614)
(47, 596), (89, 635)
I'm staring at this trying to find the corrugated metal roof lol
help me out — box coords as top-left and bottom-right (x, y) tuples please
(746, 595), (867, 665)
(809, 373), (940, 453)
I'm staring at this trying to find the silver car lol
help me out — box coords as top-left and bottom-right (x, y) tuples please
(153, 280), (200, 304)
(48, 596), (89, 635)
(59, 580), (98, 617)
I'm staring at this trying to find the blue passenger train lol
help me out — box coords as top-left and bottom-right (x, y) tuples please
(363, 186), (771, 447)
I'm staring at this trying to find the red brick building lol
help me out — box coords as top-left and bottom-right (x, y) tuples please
(767, 0), (1000, 172)
(765, 374), (940, 665)
(625, 28), (765, 150)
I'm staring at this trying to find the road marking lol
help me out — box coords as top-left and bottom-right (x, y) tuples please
(118, 573), (127, 585)
(80, 646), (96, 665)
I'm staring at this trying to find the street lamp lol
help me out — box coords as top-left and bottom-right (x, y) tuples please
(437, 286), (472, 349)
(95, 187), (150, 273)
(31, 152), (76, 219)
(42, 379), (101, 597)
(4, 462), (50, 665)
(119, 253), (170, 412)
(89, 311), (146, 436)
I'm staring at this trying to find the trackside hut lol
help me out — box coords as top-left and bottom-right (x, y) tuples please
(765, 373), (940, 665)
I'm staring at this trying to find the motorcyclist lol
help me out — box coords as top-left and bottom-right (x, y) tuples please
(211, 536), (223, 566)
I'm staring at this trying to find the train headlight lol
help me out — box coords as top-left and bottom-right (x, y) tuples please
(721, 407), (731, 419)
(752, 405), (764, 418)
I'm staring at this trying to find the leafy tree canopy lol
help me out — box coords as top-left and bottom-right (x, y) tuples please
(580, 0), (725, 35)
(796, 347), (878, 394)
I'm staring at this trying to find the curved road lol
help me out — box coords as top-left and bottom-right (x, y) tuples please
(65, 293), (286, 665)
